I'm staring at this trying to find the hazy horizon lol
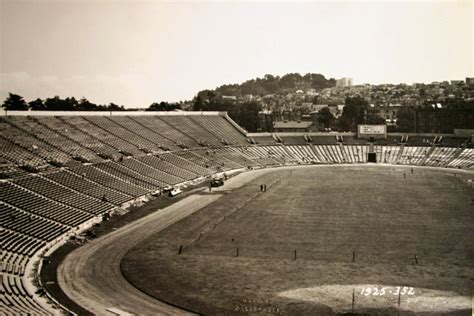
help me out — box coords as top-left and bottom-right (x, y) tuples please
(1, 0), (473, 108)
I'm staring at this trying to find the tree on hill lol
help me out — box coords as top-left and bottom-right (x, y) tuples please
(106, 103), (126, 111)
(76, 97), (98, 111)
(280, 73), (302, 89)
(64, 97), (79, 110)
(338, 96), (369, 132)
(192, 90), (224, 111)
(28, 98), (46, 111)
(260, 74), (280, 93)
(396, 106), (415, 132)
(317, 107), (335, 129)
(43, 96), (78, 111)
(146, 101), (180, 111)
(228, 101), (262, 132)
(2, 93), (28, 110)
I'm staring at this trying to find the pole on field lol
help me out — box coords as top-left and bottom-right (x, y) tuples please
(351, 288), (355, 314)
(415, 254), (418, 265)
(236, 247), (239, 257)
(353, 251), (356, 262)
(294, 250), (297, 260)
(178, 245), (182, 255)
(397, 291), (401, 316)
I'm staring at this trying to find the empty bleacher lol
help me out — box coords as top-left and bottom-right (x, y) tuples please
(0, 157), (27, 179)
(13, 175), (114, 215)
(0, 118), (76, 167)
(238, 147), (282, 166)
(448, 148), (474, 169)
(43, 169), (132, 205)
(0, 182), (93, 226)
(159, 116), (222, 147)
(132, 116), (198, 149)
(35, 116), (119, 161)
(84, 116), (165, 154)
(11, 116), (101, 164)
(190, 115), (247, 145)
(69, 164), (148, 197)
(0, 137), (49, 171)
(123, 156), (189, 185)
(192, 148), (244, 171)
(0, 270), (49, 315)
(0, 203), (69, 241)
(160, 152), (212, 176)
(173, 150), (218, 172)
(109, 116), (180, 151)
(213, 147), (261, 168)
(61, 116), (144, 157)
(93, 161), (163, 190)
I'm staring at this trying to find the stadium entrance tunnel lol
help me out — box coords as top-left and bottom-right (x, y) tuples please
(277, 284), (471, 314)
(368, 152), (377, 163)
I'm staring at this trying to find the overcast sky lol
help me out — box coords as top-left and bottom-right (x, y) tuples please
(1, 0), (472, 108)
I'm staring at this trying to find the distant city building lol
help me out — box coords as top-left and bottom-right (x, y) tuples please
(336, 77), (353, 88)
(450, 80), (463, 85)
(222, 95), (237, 100)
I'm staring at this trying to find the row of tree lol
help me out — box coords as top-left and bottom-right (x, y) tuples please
(1, 93), (127, 112)
(1, 93), (186, 112)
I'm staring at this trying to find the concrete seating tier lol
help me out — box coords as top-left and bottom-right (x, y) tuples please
(0, 182), (93, 226)
(136, 155), (197, 182)
(132, 116), (198, 149)
(0, 203), (68, 241)
(62, 116), (143, 156)
(0, 118), (75, 167)
(70, 164), (148, 197)
(189, 116), (247, 145)
(13, 175), (114, 215)
(160, 152), (212, 176)
(120, 157), (185, 185)
(109, 116), (180, 151)
(83, 116), (164, 154)
(44, 169), (133, 205)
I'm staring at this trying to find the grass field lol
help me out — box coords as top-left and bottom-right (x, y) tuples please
(121, 165), (474, 315)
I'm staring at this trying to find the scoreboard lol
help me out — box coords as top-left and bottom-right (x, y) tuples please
(358, 125), (387, 139)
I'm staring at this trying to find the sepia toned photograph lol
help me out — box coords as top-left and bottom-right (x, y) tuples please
(0, 0), (473, 315)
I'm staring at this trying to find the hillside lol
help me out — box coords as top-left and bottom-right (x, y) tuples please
(213, 73), (336, 97)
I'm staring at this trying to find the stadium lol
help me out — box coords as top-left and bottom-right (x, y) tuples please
(0, 111), (473, 315)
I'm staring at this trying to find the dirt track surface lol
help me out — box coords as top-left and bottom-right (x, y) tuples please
(57, 167), (276, 316)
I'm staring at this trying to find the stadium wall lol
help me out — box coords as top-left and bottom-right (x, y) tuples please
(1, 110), (225, 116)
